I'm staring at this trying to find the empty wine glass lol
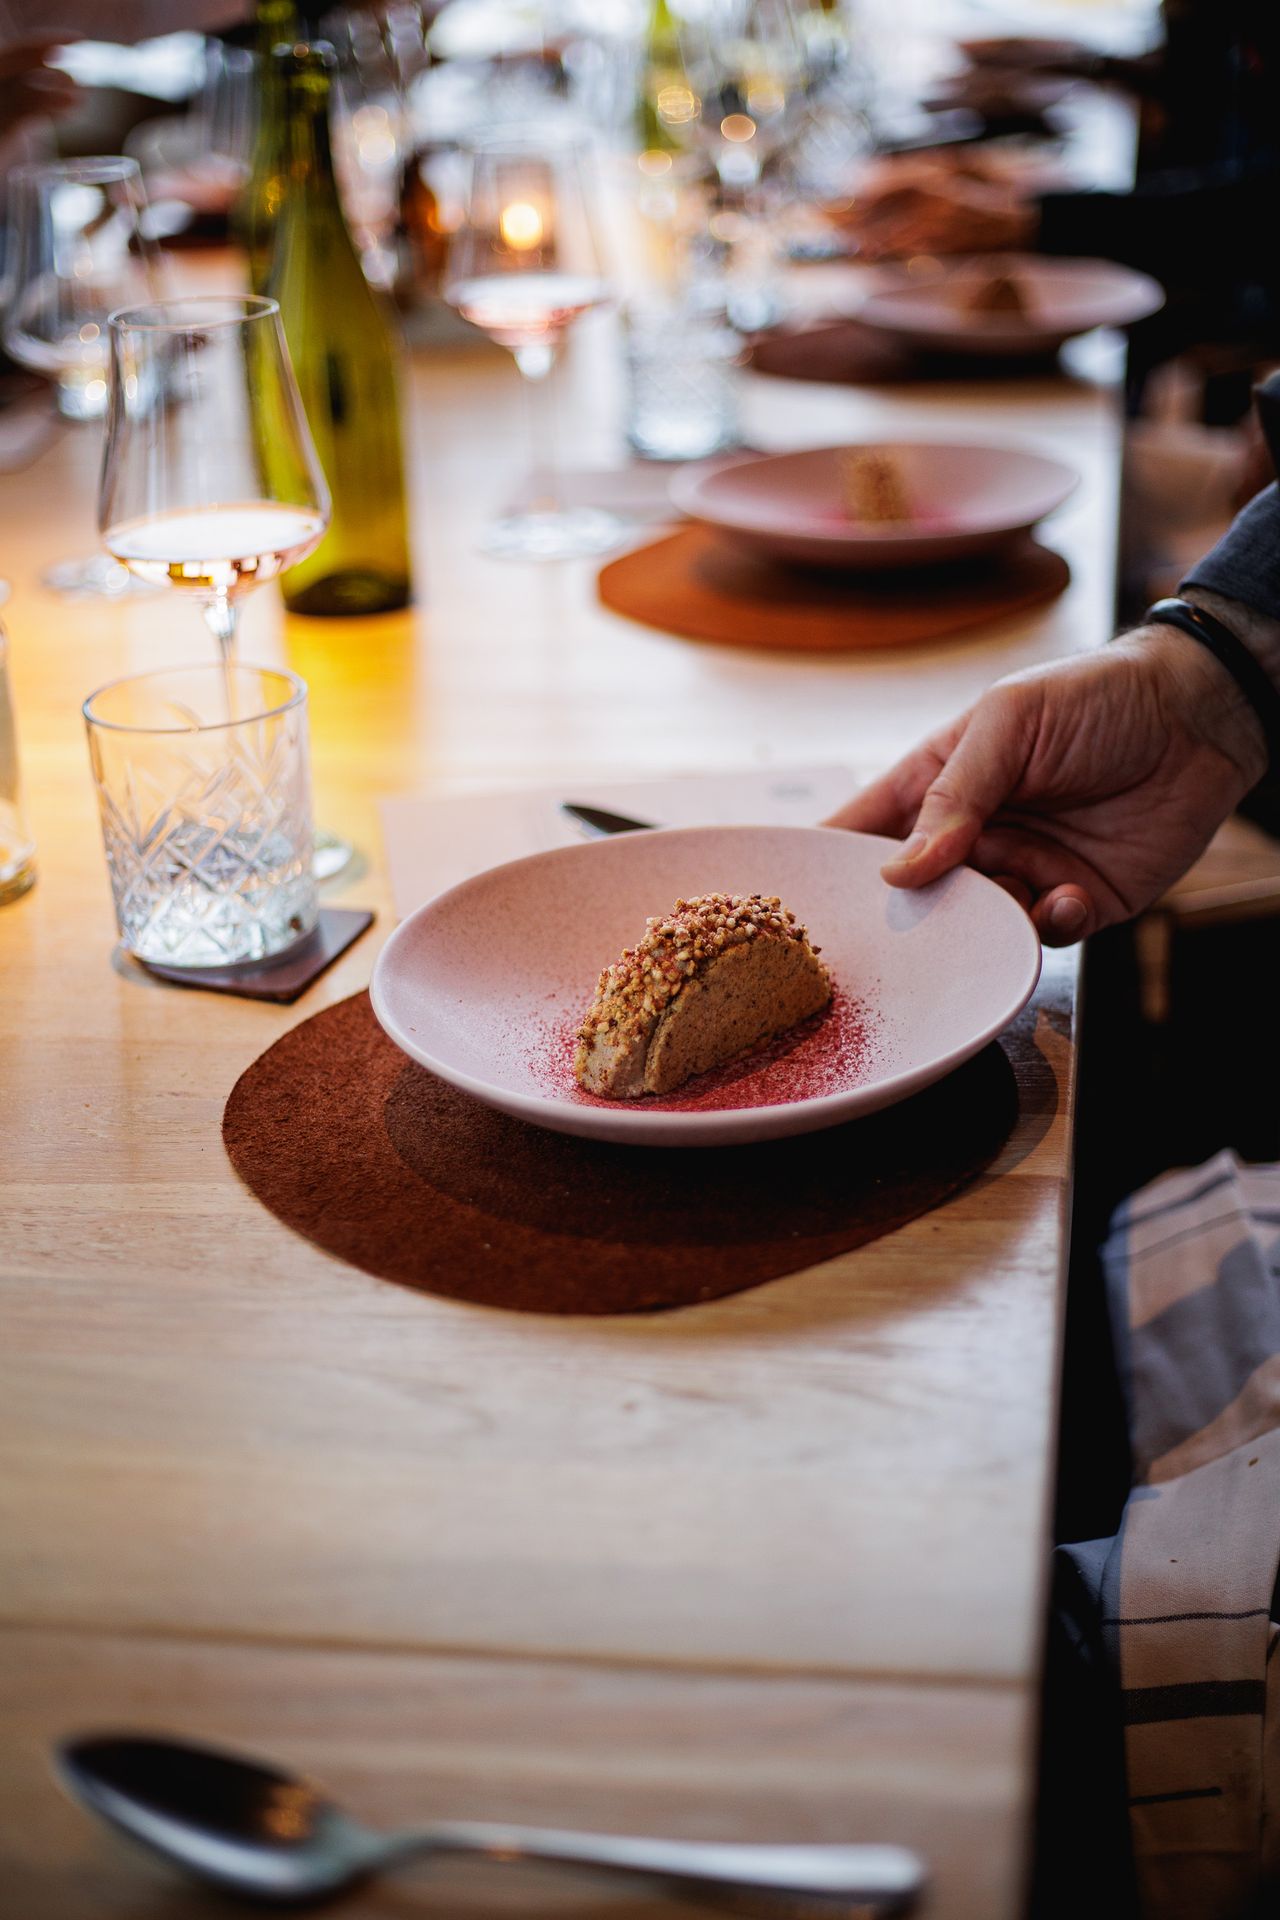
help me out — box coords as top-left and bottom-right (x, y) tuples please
(382, 0), (431, 96)
(4, 155), (166, 596)
(661, 0), (813, 196)
(198, 40), (258, 202)
(99, 295), (329, 661)
(444, 127), (623, 562)
(325, 9), (405, 288)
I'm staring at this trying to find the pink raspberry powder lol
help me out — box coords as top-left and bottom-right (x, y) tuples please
(526, 981), (879, 1113)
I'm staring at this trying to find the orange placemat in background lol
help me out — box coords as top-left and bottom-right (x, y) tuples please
(747, 319), (917, 385)
(598, 526), (1070, 653)
(746, 319), (1065, 386)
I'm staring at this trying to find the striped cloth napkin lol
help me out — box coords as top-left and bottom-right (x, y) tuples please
(1087, 1152), (1280, 1917)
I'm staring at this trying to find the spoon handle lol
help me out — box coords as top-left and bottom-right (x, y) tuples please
(387, 1822), (925, 1913)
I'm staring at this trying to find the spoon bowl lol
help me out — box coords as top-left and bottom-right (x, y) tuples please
(57, 1732), (925, 1913)
(57, 1736), (384, 1902)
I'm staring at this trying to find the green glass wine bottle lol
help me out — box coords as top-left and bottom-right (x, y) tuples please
(637, 0), (686, 160)
(265, 42), (413, 616)
(233, 0), (300, 295)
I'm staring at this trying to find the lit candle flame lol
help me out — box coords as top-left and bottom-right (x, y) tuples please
(499, 201), (544, 251)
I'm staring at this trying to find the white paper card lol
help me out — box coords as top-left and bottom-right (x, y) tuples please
(380, 764), (861, 919)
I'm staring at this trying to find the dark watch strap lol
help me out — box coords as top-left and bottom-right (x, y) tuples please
(1253, 370), (1280, 483)
(1143, 596), (1280, 775)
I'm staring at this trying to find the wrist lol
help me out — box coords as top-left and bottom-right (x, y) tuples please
(1182, 584), (1280, 690)
(1000, 198), (1040, 248)
(1118, 623), (1269, 789)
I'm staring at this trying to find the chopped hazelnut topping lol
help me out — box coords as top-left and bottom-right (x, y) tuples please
(576, 892), (818, 1054)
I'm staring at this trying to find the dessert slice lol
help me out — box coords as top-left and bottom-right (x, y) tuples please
(840, 447), (913, 523)
(575, 893), (830, 1099)
(961, 270), (1031, 315)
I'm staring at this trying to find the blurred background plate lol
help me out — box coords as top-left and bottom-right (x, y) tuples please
(857, 255), (1164, 356)
(668, 441), (1078, 569)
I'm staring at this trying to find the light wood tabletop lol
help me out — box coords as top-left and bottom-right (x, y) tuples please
(0, 239), (1122, 1918)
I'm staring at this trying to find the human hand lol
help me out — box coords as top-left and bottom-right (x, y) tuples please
(957, 36), (1087, 74)
(0, 40), (79, 137)
(826, 631), (1266, 945)
(844, 178), (1038, 262)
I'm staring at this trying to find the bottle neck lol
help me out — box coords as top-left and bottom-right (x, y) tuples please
(248, 5), (301, 175)
(256, 0), (299, 57)
(283, 71), (340, 198)
(648, 0), (675, 40)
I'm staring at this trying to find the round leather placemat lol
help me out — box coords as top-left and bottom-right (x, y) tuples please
(747, 319), (916, 385)
(746, 318), (1062, 385)
(598, 525), (1069, 654)
(223, 990), (1019, 1315)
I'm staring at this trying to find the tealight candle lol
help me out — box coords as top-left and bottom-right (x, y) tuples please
(499, 200), (545, 251)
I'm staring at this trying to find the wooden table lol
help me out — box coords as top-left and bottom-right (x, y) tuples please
(0, 253), (1122, 1917)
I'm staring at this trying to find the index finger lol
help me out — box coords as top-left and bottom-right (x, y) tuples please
(0, 38), (75, 77)
(823, 737), (952, 837)
(843, 184), (927, 230)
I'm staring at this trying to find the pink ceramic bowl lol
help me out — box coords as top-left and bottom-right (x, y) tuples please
(857, 254), (1164, 358)
(370, 825), (1042, 1147)
(668, 441), (1078, 569)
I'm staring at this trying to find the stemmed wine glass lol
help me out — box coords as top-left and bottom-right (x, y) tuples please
(660, 0), (813, 198)
(444, 128), (623, 562)
(4, 155), (165, 597)
(657, 0), (816, 326)
(98, 295), (329, 664)
(324, 7), (406, 289)
(98, 295), (354, 879)
(196, 40), (258, 206)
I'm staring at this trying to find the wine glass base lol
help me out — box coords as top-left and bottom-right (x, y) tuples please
(41, 555), (160, 600)
(312, 826), (356, 884)
(0, 859), (37, 906)
(480, 508), (628, 563)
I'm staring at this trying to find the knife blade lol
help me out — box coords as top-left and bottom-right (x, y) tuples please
(561, 802), (659, 838)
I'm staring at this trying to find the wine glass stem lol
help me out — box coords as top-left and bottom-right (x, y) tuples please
(715, 153), (761, 206)
(514, 345), (560, 516)
(201, 594), (239, 663)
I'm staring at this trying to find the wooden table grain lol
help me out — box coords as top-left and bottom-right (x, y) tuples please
(0, 253), (1118, 1916)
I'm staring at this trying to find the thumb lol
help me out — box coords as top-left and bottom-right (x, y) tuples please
(853, 183), (924, 228)
(881, 686), (1033, 886)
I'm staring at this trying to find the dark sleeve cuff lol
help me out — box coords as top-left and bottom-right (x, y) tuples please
(1036, 189), (1128, 263)
(1036, 163), (1274, 278)
(1182, 485), (1280, 622)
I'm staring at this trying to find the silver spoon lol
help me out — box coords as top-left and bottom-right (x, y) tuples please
(57, 1733), (925, 1913)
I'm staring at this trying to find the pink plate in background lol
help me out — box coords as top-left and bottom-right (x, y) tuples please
(857, 254), (1164, 358)
(370, 825), (1042, 1147)
(668, 441), (1078, 569)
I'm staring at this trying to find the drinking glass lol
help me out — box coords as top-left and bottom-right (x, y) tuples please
(325, 8), (406, 288)
(444, 128), (623, 561)
(660, 0), (813, 197)
(770, 0), (875, 251)
(0, 583), (37, 905)
(4, 156), (161, 421)
(84, 663), (317, 968)
(98, 295), (330, 662)
(622, 298), (741, 460)
(382, 1), (432, 95)
(4, 156), (165, 597)
(99, 295), (354, 882)
(198, 40), (258, 199)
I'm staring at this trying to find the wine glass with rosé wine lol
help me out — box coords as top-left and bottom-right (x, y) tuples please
(444, 127), (625, 562)
(98, 295), (330, 665)
(98, 295), (356, 881)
